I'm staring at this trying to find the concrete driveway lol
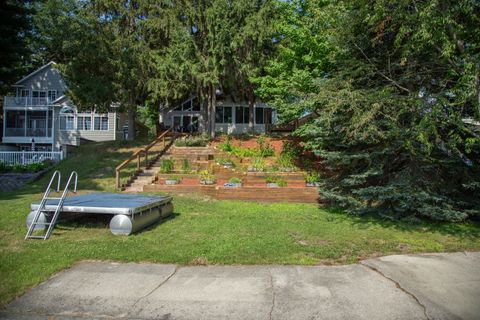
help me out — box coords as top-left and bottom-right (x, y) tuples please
(1, 252), (479, 320)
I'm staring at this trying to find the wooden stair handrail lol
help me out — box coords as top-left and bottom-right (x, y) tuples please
(115, 128), (174, 189)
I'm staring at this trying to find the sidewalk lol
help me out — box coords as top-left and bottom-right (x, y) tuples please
(2, 252), (479, 319)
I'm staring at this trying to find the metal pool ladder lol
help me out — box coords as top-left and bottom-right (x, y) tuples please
(25, 171), (78, 240)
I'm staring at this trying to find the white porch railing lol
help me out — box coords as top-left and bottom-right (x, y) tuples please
(0, 151), (63, 165)
(4, 96), (54, 108)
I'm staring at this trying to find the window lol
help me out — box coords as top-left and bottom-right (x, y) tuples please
(20, 89), (29, 97)
(77, 116), (92, 130)
(60, 106), (75, 130)
(94, 115), (108, 130)
(60, 115), (75, 130)
(181, 101), (192, 111)
(255, 107), (265, 124)
(215, 106), (232, 124)
(48, 90), (57, 101)
(32, 90), (46, 98)
(235, 106), (249, 124)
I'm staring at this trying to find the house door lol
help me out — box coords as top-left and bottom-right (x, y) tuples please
(264, 108), (273, 132)
(182, 116), (191, 132)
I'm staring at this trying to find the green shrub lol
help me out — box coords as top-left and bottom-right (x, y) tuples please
(181, 159), (191, 173)
(228, 177), (242, 184)
(160, 159), (174, 173)
(199, 170), (215, 182)
(257, 135), (275, 157)
(304, 172), (320, 183)
(219, 136), (233, 152)
(276, 155), (295, 171)
(175, 135), (209, 147)
(0, 161), (8, 173)
(265, 176), (287, 187)
(251, 158), (266, 171)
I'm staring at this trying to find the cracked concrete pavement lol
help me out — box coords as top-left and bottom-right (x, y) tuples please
(1, 252), (479, 320)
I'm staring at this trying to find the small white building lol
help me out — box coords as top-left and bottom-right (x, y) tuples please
(2, 62), (126, 152)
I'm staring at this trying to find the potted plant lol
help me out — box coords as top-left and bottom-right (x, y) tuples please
(199, 170), (216, 185)
(165, 175), (181, 185)
(224, 177), (243, 187)
(304, 173), (320, 187)
(217, 157), (235, 169)
(266, 176), (287, 188)
(160, 159), (174, 173)
(248, 158), (266, 172)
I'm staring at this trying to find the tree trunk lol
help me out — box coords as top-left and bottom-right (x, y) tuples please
(127, 107), (136, 141)
(248, 87), (255, 134)
(476, 68), (480, 120)
(209, 83), (216, 138)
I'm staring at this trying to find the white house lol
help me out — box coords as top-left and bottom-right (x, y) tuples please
(2, 62), (126, 152)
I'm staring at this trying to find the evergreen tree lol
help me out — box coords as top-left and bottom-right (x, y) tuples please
(258, 0), (480, 222)
(0, 0), (32, 95)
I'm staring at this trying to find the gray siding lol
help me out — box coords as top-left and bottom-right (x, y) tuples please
(17, 64), (67, 96)
(79, 112), (117, 142)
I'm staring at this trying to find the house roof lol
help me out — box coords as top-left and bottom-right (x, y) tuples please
(14, 61), (56, 86)
(52, 95), (68, 104)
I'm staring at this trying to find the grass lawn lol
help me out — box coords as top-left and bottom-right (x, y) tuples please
(1, 140), (480, 307)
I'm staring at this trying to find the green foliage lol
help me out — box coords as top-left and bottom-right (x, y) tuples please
(266, 175), (287, 187)
(160, 159), (174, 174)
(0, 1), (33, 95)
(250, 158), (266, 172)
(175, 135), (210, 147)
(257, 135), (275, 157)
(181, 159), (191, 174)
(228, 177), (242, 184)
(0, 161), (49, 173)
(304, 172), (320, 184)
(219, 137), (234, 152)
(276, 154), (296, 171)
(167, 175), (181, 182)
(199, 170), (215, 183)
(258, 0), (480, 222)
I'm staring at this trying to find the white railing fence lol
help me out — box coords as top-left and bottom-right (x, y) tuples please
(0, 151), (63, 166)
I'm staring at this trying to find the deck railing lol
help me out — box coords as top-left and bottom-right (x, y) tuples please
(0, 151), (63, 165)
(115, 128), (180, 189)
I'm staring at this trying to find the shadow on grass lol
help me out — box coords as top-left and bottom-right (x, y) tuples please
(321, 205), (480, 240)
(55, 211), (180, 234)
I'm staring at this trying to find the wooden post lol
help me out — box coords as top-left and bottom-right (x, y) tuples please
(163, 136), (166, 148)
(145, 150), (148, 167)
(115, 170), (120, 189)
(137, 153), (141, 171)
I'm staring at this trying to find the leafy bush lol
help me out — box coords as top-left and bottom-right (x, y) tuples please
(219, 136), (233, 152)
(199, 170), (215, 183)
(175, 135), (210, 147)
(181, 159), (191, 173)
(304, 172), (320, 184)
(276, 154), (296, 171)
(167, 175), (181, 182)
(228, 177), (242, 184)
(0, 161), (8, 173)
(0, 161), (49, 173)
(251, 158), (266, 171)
(257, 135), (275, 157)
(160, 159), (174, 173)
(266, 176), (287, 187)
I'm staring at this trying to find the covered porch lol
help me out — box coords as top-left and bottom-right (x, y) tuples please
(3, 108), (54, 144)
